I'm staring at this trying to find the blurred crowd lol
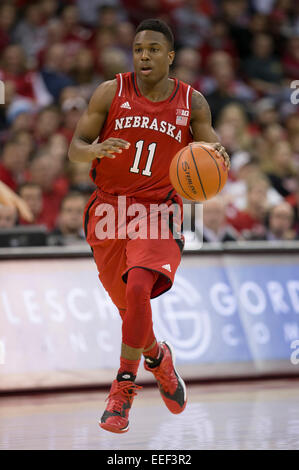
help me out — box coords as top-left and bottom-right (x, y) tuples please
(1, 0), (299, 246)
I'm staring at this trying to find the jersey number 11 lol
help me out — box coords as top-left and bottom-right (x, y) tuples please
(129, 140), (157, 177)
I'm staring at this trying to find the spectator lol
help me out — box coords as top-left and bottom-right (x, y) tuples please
(77, 0), (123, 28)
(0, 45), (36, 101)
(198, 196), (239, 243)
(9, 108), (36, 135)
(0, 204), (18, 229)
(99, 47), (129, 81)
(0, 0), (299, 249)
(283, 35), (299, 81)
(13, 129), (35, 158)
(172, 47), (201, 84)
(0, 80), (17, 133)
(40, 0), (59, 22)
(48, 133), (69, 162)
(242, 33), (283, 96)
(200, 17), (238, 68)
(253, 97), (280, 131)
(67, 160), (96, 195)
(0, 3), (17, 54)
(265, 202), (295, 241)
(38, 18), (67, 67)
(61, 4), (93, 50)
(49, 192), (86, 245)
(40, 43), (75, 101)
(285, 113), (299, 161)
(216, 120), (242, 156)
(28, 150), (69, 230)
(71, 47), (100, 100)
(220, 0), (251, 58)
(59, 90), (87, 144)
(92, 28), (117, 66)
(216, 103), (253, 152)
(12, 2), (47, 64)
(0, 180), (33, 223)
(0, 140), (28, 191)
(255, 122), (286, 169)
(227, 174), (269, 239)
(204, 51), (255, 122)
(171, 0), (211, 49)
(18, 182), (45, 227)
(97, 4), (121, 30)
(33, 105), (61, 147)
(116, 21), (135, 71)
(224, 7), (270, 59)
(224, 151), (282, 210)
(122, 0), (162, 28)
(263, 140), (299, 197)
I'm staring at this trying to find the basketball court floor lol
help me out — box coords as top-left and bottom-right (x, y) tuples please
(1, 378), (299, 450)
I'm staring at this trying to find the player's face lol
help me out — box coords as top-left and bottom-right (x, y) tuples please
(133, 30), (175, 83)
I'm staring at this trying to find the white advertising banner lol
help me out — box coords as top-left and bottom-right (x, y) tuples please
(1, 252), (299, 391)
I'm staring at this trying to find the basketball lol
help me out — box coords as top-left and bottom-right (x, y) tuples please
(169, 143), (228, 202)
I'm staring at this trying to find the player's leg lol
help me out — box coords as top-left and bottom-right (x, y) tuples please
(119, 309), (163, 368)
(122, 264), (187, 415)
(124, 198), (187, 414)
(84, 195), (143, 434)
(100, 267), (159, 433)
(118, 267), (160, 379)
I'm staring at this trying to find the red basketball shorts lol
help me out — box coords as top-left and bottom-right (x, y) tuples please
(83, 188), (185, 310)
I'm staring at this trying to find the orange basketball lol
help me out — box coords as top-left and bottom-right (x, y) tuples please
(169, 142), (228, 202)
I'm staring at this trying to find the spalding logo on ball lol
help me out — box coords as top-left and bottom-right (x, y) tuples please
(169, 142), (228, 202)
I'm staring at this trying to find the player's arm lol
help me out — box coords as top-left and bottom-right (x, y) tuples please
(68, 80), (130, 163)
(190, 90), (230, 170)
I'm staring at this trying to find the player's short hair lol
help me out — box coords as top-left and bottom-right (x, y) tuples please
(135, 19), (174, 50)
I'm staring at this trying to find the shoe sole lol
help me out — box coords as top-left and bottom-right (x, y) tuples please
(99, 422), (129, 434)
(162, 341), (187, 413)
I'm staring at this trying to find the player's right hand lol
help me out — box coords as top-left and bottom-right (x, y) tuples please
(91, 138), (130, 159)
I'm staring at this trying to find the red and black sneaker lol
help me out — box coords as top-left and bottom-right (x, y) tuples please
(144, 341), (187, 414)
(99, 380), (142, 434)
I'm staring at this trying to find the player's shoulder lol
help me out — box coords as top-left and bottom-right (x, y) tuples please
(92, 79), (118, 103)
(171, 78), (201, 108)
(190, 88), (209, 113)
(87, 78), (118, 113)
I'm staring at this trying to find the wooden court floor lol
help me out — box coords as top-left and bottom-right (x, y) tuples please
(1, 379), (299, 450)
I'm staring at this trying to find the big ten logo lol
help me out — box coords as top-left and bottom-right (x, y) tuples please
(154, 274), (211, 360)
(290, 81), (299, 105)
(0, 80), (4, 104)
(0, 339), (5, 365)
(290, 339), (299, 365)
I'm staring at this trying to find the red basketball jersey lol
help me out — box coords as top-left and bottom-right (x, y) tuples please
(90, 72), (193, 201)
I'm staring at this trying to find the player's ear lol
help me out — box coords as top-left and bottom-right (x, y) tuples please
(168, 50), (175, 66)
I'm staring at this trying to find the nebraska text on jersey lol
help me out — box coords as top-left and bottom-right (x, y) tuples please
(114, 115), (182, 143)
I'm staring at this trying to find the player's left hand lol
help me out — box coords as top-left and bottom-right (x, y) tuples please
(213, 142), (230, 171)
(195, 142), (230, 171)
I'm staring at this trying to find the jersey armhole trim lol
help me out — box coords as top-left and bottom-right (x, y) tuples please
(118, 73), (123, 97)
(186, 85), (191, 110)
(131, 72), (140, 97)
(169, 80), (180, 103)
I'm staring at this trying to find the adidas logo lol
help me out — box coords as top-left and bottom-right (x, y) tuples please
(162, 264), (171, 272)
(122, 374), (131, 379)
(145, 358), (154, 364)
(120, 101), (131, 109)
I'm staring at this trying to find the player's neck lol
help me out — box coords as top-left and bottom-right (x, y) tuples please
(136, 75), (174, 102)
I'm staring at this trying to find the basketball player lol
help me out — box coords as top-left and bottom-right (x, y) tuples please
(68, 19), (230, 434)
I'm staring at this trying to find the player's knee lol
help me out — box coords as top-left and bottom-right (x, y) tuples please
(127, 278), (151, 304)
(126, 268), (153, 304)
